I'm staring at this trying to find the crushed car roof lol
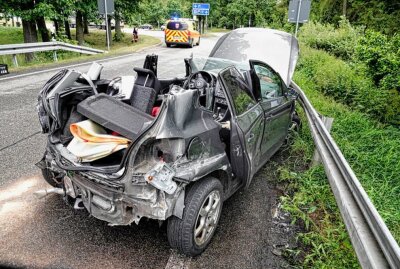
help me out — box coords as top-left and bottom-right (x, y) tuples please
(209, 28), (299, 87)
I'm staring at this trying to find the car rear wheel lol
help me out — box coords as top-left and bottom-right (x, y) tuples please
(167, 177), (223, 256)
(196, 37), (200, 46)
(166, 42), (171, 47)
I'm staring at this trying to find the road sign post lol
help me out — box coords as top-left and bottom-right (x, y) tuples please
(288, 0), (311, 37)
(192, 3), (210, 34)
(98, 0), (115, 51)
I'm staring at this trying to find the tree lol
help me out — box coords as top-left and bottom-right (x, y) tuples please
(114, 0), (139, 41)
(0, 0), (40, 61)
(74, 0), (97, 45)
(76, 10), (84, 45)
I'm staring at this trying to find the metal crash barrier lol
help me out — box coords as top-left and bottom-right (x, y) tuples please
(0, 42), (105, 67)
(292, 81), (400, 268)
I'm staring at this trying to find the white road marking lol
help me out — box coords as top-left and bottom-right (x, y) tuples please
(164, 249), (192, 269)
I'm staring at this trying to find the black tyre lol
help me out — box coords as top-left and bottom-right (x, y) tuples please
(196, 37), (200, 46)
(167, 177), (223, 256)
(166, 42), (171, 47)
(41, 167), (63, 188)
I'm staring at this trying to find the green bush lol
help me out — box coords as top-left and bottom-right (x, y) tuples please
(355, 31), (400, 92)
(297, 46), (398, 124)
(299, 18), (362, 61)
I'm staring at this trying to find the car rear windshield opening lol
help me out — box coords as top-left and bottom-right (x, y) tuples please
(167, 22), (188, 30)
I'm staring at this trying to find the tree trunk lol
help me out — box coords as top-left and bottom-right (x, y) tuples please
(343, 0), (347, 17)
(22, 19), (38, 62)
(83, 14), (89, 34)
(76, 11), (84, 45)
(64, 20), (71, 39)
(54, 19), (60, 35)
(12, 16), (15, 27)
(114, 13), (122, 41)
(37, 16), (50, 42)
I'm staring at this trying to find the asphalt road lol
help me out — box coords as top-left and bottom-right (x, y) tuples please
(0, 32), (297, 269)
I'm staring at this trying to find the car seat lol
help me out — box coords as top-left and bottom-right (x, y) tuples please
(130, 67), (161, 114)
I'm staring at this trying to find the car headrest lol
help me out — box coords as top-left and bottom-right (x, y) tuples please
(133, 67), (156, 78)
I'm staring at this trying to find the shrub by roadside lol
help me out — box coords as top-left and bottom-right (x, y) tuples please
(299, 18), (362, 61)
(297, 45), (400, 126)
(298, 20), (400, 125)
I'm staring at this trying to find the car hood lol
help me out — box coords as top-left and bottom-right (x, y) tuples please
(209, 28), (299, 87)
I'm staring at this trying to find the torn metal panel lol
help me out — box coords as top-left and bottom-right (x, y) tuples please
(156, 87), (221, 140)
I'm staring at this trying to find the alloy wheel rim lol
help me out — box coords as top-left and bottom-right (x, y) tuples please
(194, 190), (221, 246)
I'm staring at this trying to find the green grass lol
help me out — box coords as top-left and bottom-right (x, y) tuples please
(208, 27), (230, 33)
(0, 27), (160, 71)
(279, 66), (400, 268)
(0, 27), (25, 45)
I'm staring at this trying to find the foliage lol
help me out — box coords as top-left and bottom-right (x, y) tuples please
(297, 46), (390, 123)
(299, 17), (362, 60)
(355, 31), (400, 91)
(296, 71), (400, 242)
(280, 166), (359, 269)
(310, 0), (399, 35)
(279, 70), (400, 267)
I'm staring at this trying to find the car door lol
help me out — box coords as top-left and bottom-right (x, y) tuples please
(219, 67), (264, 188)
(249, 60), (293, 164)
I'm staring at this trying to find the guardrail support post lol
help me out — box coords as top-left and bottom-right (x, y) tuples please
(53, 51), (58, 62)
(312, 116), (334, 166)
(12, 54), (18, 67)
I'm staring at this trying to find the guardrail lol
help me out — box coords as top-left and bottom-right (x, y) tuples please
(0, 41), (105, 67)
(292, 81), (400, 268)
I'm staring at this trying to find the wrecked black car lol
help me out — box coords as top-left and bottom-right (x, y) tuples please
(36, 28), (299, 256)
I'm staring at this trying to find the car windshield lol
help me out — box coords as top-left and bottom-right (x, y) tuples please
(190, 57), (249, 74)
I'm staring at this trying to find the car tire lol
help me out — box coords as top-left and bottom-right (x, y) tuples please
(41, 167), (63, 188)
(167, 177), (223, 256)
(196, 37), (200, 46)
(166, 43), (171, 47)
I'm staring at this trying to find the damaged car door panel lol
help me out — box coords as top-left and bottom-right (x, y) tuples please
(35, 28), (299, 256)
